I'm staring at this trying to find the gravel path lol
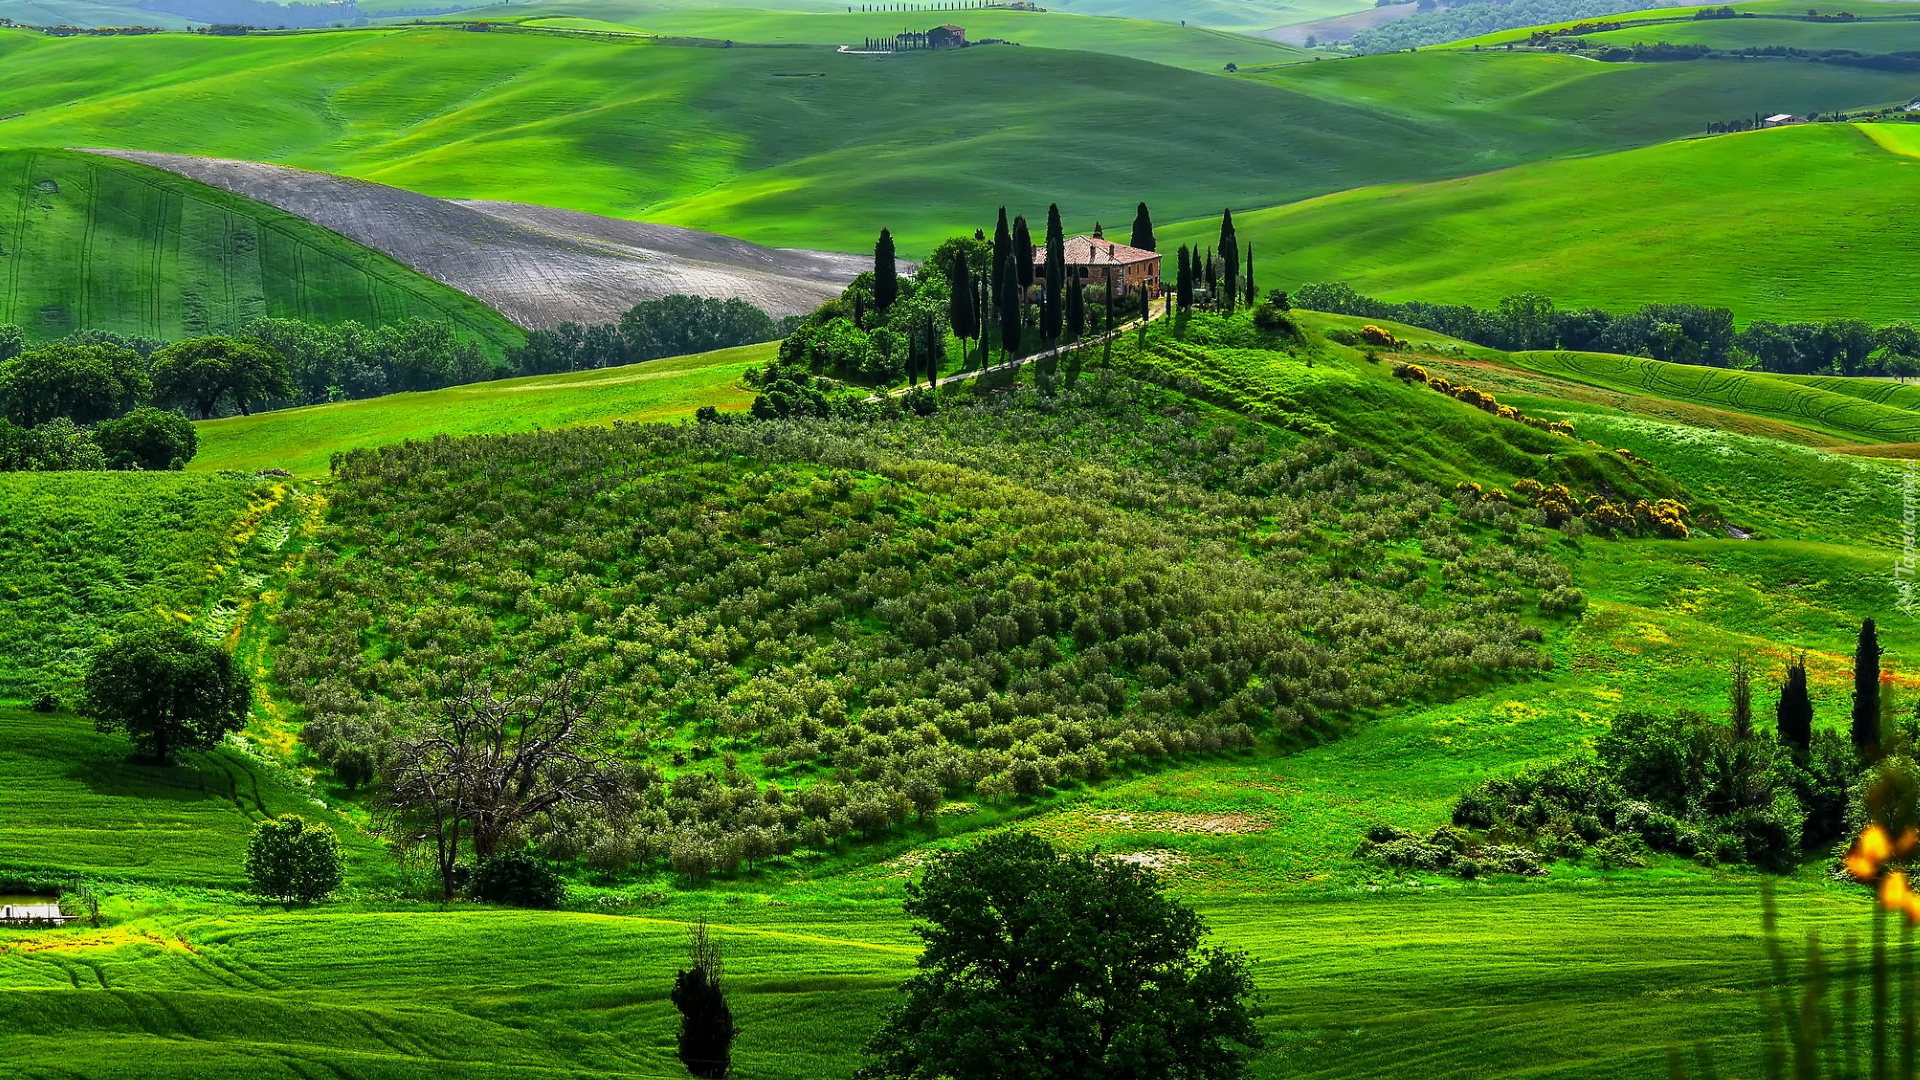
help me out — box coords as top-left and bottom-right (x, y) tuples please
(84, 149), (866, 329)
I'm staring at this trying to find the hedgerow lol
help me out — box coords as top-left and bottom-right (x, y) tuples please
(276, 374), (1580, 874)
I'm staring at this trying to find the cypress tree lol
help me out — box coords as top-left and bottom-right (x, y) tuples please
(1013, 215), (1035, 294)
(1042, 204), (1066, 345)
(1244, 244), (1256, 307)
(1130, 202), (1155, 252)
(975, 271), (990, 370)
(990, 208), (1012, 323)
(999, 257), (1022, 359)
(1204, 248), (1217, 305)
(671, 922), (737, 1080)
(1176, 246), (1193, 311)
(947, 247), (975, 344)
(1777, 657), (1813, 754)
(1066, 280), (1085, 340)
(1219, 209), (1239, 314)
(1731, 656), (1754, 742)
(874, 228), (899, 315)
(1853, 617), (1883, 758)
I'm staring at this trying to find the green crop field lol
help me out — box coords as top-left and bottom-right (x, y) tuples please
(0, 24), (1906, 254)
(1578, 13), (1920, 49)
(1448, 0), (1920, 46)
(0, 0), (196, 26)
(0, 148), (519, 350)
(1167, 123), (1920, 323)
(188, 340), (770, 475)
(463, 2), (1312, 73)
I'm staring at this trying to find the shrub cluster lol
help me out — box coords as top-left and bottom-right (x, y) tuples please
(279, 376), (1578, 874)
(1394, 363), (1576, 437)
(1504, 478), (1692, 539)
(1354, 824), (1544, 878)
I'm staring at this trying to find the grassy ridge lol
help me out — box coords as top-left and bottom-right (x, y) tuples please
(1170, 123), (1920, 323)
(1448, 0), (1920, 46)
(0, 148), (519, 350)
(1579, 13), (1920, 48)
(189, 341), (770, 475)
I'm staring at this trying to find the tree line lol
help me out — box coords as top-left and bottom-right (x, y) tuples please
(1296, 282), (1920, 376)
(507, 296), (798, 376)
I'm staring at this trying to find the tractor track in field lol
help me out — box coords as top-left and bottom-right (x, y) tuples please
(83, 150), (867, 330)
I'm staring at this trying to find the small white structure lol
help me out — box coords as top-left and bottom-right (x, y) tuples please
(1906, 102), (1920, 113)
(0, 903), (69, 926)
(1764, 113), (1799, 127)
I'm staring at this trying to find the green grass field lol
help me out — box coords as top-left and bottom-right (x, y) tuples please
(189, 340), (770, 475)
(5, 310), (1915, 1078)
(0, 24), (1906, 254)
(1578, 12), (1920, 48)
(1168, 123), (1920, 322)
(462, 2), (1312, 73)
(1449, 0), (1920, 45)
(0, 472), (267, 698)
(0, 148), (519, 350)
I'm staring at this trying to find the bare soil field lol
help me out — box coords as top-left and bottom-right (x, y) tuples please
(86, 150), (866, 328)
(1260, 2), (1417, 45)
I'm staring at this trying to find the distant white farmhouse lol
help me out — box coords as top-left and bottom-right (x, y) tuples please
(0, 903), (70, 926)
(1763, 113), (1799, 127)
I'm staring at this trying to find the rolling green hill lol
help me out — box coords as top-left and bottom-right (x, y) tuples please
(1167, 123), (1920, 323)
(0, 148), (519, 350)
(1448, 0), (1920, 45)
(3, 310), (1912, 1079)
(1576, 12), (1920, 49)
(0, 25), (1906, 253)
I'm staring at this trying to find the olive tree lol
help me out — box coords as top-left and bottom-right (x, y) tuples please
(245, 814), (345, 904)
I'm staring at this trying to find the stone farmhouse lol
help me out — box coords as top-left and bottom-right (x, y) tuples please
(1033, 234), (1163, 295)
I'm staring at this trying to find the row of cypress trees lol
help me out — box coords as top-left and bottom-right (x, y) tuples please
(1172, 208), (1257, 315)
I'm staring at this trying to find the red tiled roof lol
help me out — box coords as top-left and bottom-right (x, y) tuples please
(1033, 235), (1160, 267)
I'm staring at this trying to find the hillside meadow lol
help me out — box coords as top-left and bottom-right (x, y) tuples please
(0, 148), (518, 349)
(3, 304), (1914, 1077)
(1165, 123), (1920, 323)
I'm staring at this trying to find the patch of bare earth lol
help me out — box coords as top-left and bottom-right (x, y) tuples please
(84, 150), (866, 329)
(1091, 811), (1267, 834)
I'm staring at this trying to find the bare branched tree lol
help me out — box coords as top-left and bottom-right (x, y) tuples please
(379, 673), (619, 900)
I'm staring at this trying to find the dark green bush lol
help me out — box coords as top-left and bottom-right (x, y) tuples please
(470, 850), (565, 909)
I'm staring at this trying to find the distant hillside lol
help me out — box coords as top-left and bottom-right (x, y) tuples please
(0, 147), (519, 351)
(1165, 123), (1920, 324)
(0, 26), (1910, 252)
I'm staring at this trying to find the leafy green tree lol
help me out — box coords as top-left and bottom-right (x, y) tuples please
(1130, 202), (1156, 252)
(82, 623), (252, 764)
(0, 417), (107, 472)
(1218, 211), (1239, 314)
(673, 921), (738, 1080)
(0, 323), (23, 363)
(1499, 293), (1557, 351)
(152, 336), (293, 419)
(1042, 205), (1066, 345)
(1777, 657), (1813, 754)
(93, 406), (197, 471)
(875, 228), (900, 315)
(619, 296), (777, 362)
(858, 831), (1261, 1080)
(0, 342), (150, 426)
(245, 814), (345, 904)
(1855, 618), (1884, 759)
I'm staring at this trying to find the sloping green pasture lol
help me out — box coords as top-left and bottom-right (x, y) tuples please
(1449, 0), (1920, 46)
(1167, 123), (1920, 322)
(1577, 13), (1920, 48)
(0, 148), (518, 349)
(189, 340), (771, 475)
